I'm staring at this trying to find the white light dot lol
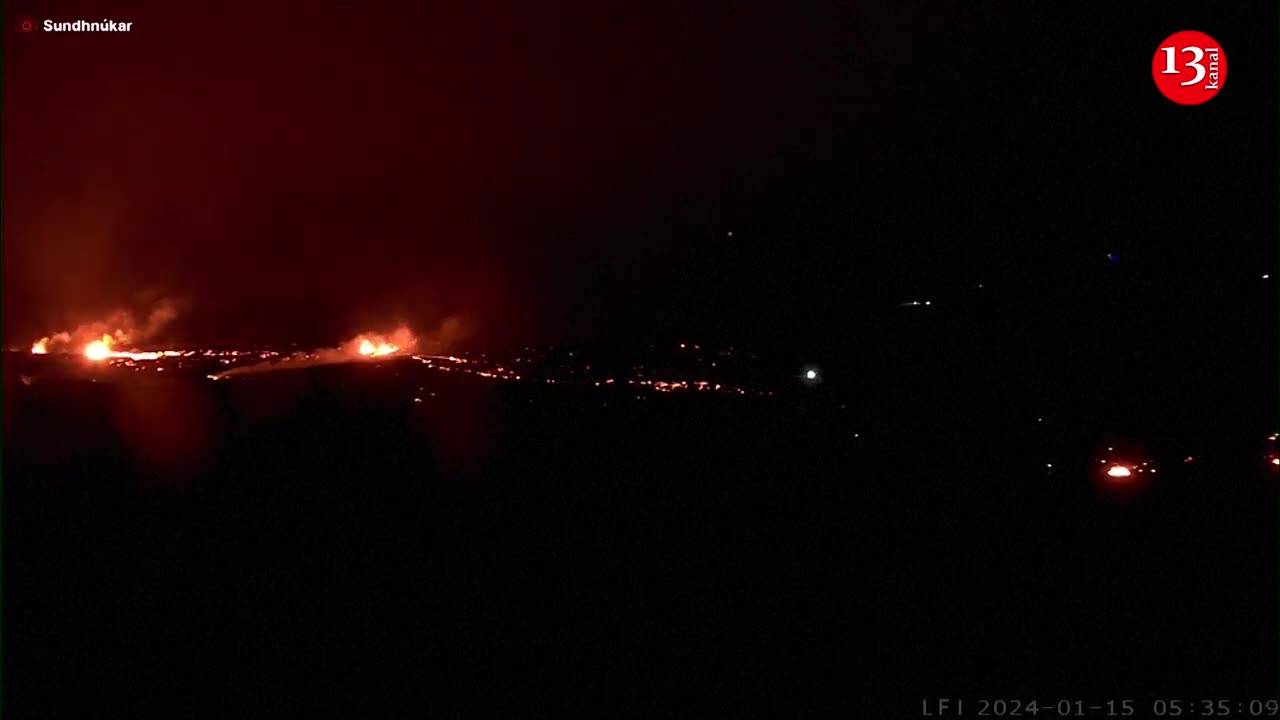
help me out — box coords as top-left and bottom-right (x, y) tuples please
(805, 370), (817, 380)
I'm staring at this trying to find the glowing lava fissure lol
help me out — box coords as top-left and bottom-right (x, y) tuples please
(84, 336), (113, 360)
(27, 301), (183, 359)
(207, 327), (418, 379)
(350, 328), (413, 359)
(70, 334), (184, 362)
(358, 338), (399, 357)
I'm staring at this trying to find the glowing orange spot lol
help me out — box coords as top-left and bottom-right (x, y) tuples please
(84, 337), (113, 361)
(1106, 465), (1132, 479)
(1272, 458), (1279, 466)
(359, 339), (375, 356)
(31, 339), (48, 354)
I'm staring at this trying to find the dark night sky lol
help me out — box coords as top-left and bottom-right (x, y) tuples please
(2, 0), (1275, 349)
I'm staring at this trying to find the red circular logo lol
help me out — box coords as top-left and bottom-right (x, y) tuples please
(19, 16), (36, 32)
(1152, 31), (1226, 105)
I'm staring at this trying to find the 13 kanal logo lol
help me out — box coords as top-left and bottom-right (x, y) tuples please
(1152, 30), (1226, 105)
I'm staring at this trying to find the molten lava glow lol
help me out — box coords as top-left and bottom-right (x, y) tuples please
(358, 337), (399, 357)
(31, 339), (48, 354)
(1106, 464), (1133, 479)
(78, 335), (182, 362)
(84, 336), (113, 361)
(1272, 458), (1279, 466)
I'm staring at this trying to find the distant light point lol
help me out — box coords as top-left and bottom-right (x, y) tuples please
(806, 369), (817, 380)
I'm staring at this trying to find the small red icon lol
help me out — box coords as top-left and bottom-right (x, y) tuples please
(19, 16), (36, 32)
